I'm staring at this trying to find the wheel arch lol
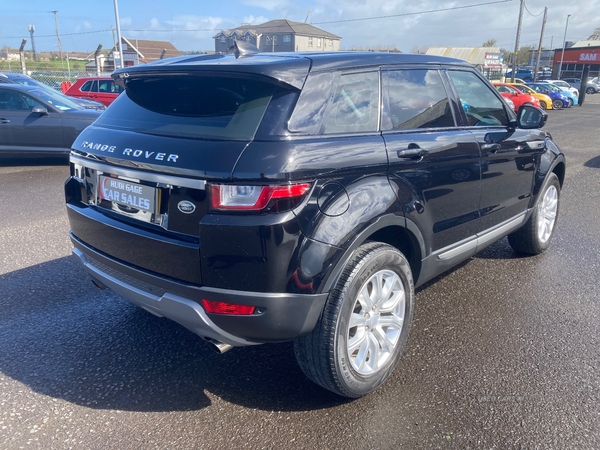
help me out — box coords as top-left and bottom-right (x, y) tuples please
(319, 214), (425, 294)
(552, 160), (566, 188)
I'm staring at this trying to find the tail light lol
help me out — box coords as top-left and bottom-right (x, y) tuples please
(209, 182), (311, 212)
(202, 299), (256, 315)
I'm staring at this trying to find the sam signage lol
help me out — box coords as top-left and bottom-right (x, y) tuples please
(579, 53), (598, 62)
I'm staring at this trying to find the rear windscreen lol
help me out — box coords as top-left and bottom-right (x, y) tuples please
(94, 75), (280, 140)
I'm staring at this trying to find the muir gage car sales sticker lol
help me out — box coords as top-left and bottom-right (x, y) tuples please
(99, 176), (155, 212)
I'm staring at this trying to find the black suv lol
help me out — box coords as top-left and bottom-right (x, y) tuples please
(65, 45), (565, 398)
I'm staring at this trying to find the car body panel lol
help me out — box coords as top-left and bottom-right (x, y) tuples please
(0, 84), (101, 158)
(0, 72), (106, 110)
(65, 77), (123, 106)
(493, 82), (542, 111)
(63, 51), (565, 345)
(505, 83), (554, 110)
(526, 83), (571, 108)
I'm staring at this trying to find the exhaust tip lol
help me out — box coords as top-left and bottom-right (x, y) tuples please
(91, 278), (107, 290)
(204, 338), (234, 354)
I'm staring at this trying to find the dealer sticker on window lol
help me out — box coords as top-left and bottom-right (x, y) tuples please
(99, 176), (156, 213)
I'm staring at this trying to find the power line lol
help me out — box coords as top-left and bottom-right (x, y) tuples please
(2, 1), (514, 39)
(2, 29), (111, 39)
(313, 0), (514, 25)
(524, 2), (544, 17)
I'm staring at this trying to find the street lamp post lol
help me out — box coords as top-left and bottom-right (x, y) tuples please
(113, 0), (124, 69)
(557, 14), (571, 79)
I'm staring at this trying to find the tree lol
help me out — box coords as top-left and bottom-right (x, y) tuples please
(589, 27), (600, 40)
(482, 39), (497, 47)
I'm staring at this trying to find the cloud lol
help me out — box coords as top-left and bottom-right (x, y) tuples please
(74, 21), (94, 33)
(241, 0), (289, 11)
(242, 15), (270, 25)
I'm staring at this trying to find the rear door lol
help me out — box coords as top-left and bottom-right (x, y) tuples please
(94, 79), (121, 105)
(382, 67), (482, 253)
(74, 80), (97, 101)
(446, 69), (542, 231)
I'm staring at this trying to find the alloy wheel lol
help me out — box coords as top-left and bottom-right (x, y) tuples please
(346, 269), (406, 375)
(537, 185), (558, 244)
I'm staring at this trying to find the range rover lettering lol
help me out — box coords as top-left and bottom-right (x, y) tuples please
(65, 43), (565, 398)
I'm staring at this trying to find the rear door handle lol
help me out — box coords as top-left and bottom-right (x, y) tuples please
(481, 143), (501, 152)
(397, 148), (429, 159)
(0, 118), (10, 124)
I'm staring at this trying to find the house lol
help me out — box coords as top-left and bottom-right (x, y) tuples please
(0, 48), (21, 61)
(213, 19), (341, 53)
(106, 37), (182, 70)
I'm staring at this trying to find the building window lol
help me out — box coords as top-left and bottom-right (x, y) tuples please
(309, 37), (313, 47)
(317, 38), (322, 47)
(283, 35), (291, 43)
(220, 36), (226, 43)
(329, 39), (333, 46)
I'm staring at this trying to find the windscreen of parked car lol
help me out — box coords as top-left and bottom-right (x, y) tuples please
(95, 75), (285, 140)
(27, 87), (84, 111)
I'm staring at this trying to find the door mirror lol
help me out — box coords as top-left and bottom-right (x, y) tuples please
(517, 104), (547, 129)
(32, 106), (49, 115)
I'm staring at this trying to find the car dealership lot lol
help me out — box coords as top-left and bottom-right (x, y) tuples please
(1, 95), (599, 449)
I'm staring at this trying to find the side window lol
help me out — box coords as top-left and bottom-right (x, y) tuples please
(111, 81), (123, 93)
(99, 80), (119, 93)
(448, 70), (509, 126)
(288, 71), (335, 134)
(0, 90), (31, 110)
(384, 69), (454, 130)
(80, 81), (95, 92)
(323, 72), (379, 134)
(21, 93), (45, 110)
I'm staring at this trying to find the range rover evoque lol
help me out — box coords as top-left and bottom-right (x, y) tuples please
(65, 43), (565, 398)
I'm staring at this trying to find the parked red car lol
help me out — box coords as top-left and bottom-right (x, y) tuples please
(492, 82), (541, 112)
(64, 77), (124, 106)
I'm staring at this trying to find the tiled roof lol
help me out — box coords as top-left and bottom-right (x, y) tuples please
(571, 40), (600, 48)
(214, 19), (340, 40)
(426, 47), (501, 65)
(119, 38), (182, 62)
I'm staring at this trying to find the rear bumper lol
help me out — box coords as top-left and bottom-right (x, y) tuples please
(71, 234), (328, 346)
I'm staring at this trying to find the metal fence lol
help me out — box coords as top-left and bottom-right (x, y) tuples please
(24, 70), (114, 92)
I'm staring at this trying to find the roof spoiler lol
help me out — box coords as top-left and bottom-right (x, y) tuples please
(229, 40), (259, 58)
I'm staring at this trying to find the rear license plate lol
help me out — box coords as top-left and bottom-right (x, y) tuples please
(98, 176), (156, 214)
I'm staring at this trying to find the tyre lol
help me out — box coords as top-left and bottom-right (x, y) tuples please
(586, 87), (595, 94)
(294, 242), (414, 398)
(539, 100), (547, 110)
(508, 173), (560, 255)
(551, 99), (563, 109)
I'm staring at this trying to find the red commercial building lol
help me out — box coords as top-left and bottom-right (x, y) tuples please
(553, 45), (600, 78)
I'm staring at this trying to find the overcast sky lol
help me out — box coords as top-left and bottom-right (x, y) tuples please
(2, 0), (598, 54)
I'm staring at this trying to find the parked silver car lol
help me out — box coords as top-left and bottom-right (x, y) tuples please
(561, 77), (599, 94)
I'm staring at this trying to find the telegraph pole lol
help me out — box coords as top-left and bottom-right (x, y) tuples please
(533, 7), (548, 82)
(50, 10), (64, 70)
(113, 0), (124, 69)
(511, 0), (525, 82)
